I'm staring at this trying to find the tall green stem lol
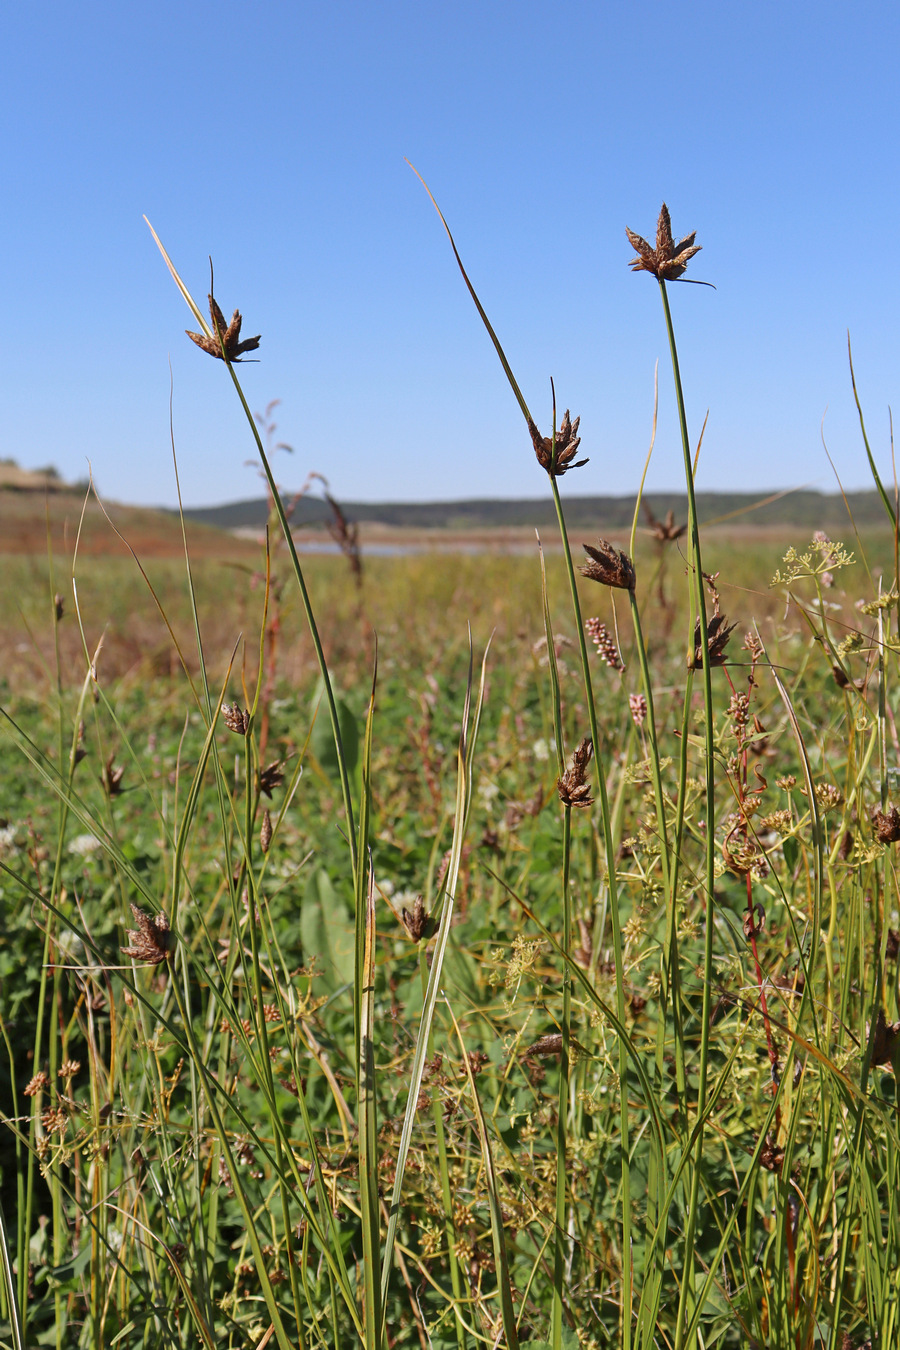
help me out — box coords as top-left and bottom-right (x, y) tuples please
(658, 280), (717, 1350)
(550, 475), (632, 1350)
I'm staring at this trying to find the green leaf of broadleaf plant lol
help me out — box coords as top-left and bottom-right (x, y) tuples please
(310, 684), (360, 784)
(301, 869), (355, 995)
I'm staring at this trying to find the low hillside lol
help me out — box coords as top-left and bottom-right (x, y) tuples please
(176, 487), (891, 533)
(0, 488), (259, 558)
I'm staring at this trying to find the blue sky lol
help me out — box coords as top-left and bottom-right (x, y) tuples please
(2, 1), (899, 508)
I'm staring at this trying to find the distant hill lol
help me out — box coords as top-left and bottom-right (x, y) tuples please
(175, 489), (893, 533)
(0, 487), (259, 558)
(0, 459), (74, 492)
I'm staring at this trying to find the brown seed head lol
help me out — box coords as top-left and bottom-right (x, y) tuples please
(580, 540), (636, 592)
(101, 756), (125, 797)
(873, 805), (900, 843)
(401, 895), (433, 943)
(870, 1007), (900, 1066)
(222, 703), (250, 735)
(524, 1033), (563, 1059)
(557, 735), (594, 809)
(121, 904), (173, 965)
(527, 408), (588, 478)
(758, 1132), (785, 1173)
(626, 204), (701, 282)
(643, 502), (687, 543)
(260, 809), (273, 854)
(24, 1071), (50, 1097)
(186, 295), (261, 363)
(689, 613), (736, 669)
(258, 761), (285, 798)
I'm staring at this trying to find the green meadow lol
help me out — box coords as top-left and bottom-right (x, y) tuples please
(1, 209), (899, 1350)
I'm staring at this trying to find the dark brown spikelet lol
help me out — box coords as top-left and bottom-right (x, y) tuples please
(527, 408), (588, 478)
(872, 805), (900, 843)
(643, 503), (687, 543)
(758, 1132), (785, 1173)
(870, 1007), (900, 1066)
(626, 204), (701, 282)
(580, 540), (636, 592)
(101, 756), (125, 797)
(259, 809), (273, 854)
(557, 736), (593, 809)
(186, 295), (261, 363)
(401, 896), (434, 943)
(524, 1033), (563, 1059)
(689, 613), (736, 669)
(222, 703), (250, 735)
(258, 761), (285, 798)
(121, 904), (172, 965)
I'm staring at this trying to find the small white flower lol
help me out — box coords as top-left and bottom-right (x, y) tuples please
(0, 824), (17, 854)
(392, 888), (420, 910)
(531, 738), (556, 763)
(478, 780), (500, 809)
(68, 834), (101, 858)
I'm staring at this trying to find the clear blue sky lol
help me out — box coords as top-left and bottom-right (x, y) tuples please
(2, 1), (898, 508)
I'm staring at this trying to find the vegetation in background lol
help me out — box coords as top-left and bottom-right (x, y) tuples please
(0, 197), (898, 1350)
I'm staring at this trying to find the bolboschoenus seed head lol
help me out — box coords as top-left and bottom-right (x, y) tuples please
(121, 904), (172, 965)
(527, 409), (588, 478)
(689, 613), (736, 669)
(187, 295), (261, 363)
(626, 204), (701, 282)
(222, 703), (250, 735)
(873, 805), (900, 844)
(557, 736), (594, 809)
(580, 540), (636, 592)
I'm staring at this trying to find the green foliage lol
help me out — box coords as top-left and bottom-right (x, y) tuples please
(2, 225), (900, 1350)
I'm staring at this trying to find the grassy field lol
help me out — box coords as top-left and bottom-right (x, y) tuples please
(2, 215), (900, 1350)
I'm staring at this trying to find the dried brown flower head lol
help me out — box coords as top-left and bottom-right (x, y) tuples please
(187, 295), (260, 363)
(872, 805), (900, 843)
(643, 503), (687, 544)
(557, 736), (594, 809)
(101, 756), (125, 797)
(258, 761), (285, 798)
(870, 1007), (900, 1067)
(259, 809), (273, 854)
(524, 1033), (563, 1058)
(741, 901), (766, 939)
(580, 540), (636, 592)
(24, 1071), (50, 1097)
(54, 592), (65, 621)
(758, 1133), (785, 1173)
(121, 904), (172, 965)
(401, 895), (434, 943)
(58, 1060), (81, 1080)
(689, 613), (736, 669)
(527, 408), (587, 478)
(222, 703), (250, 735)
(626, 204), (701, 282)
